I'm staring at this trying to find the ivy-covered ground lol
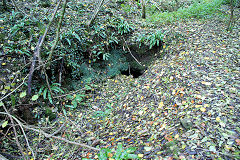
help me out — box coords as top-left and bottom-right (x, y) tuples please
(48, 13), (240, 159)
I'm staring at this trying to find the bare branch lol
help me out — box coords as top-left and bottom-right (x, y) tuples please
(27, 0), (62, 95)
(47, 0), (68, 67)
(0, 112), (100, 151)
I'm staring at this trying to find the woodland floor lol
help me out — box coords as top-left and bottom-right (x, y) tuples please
(44, 16), (240, 159)
(1, 5), (239, 160)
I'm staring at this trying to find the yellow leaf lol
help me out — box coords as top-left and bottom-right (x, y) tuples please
(216, 117), (221, 122)
(195, 105), (201, 108)
(175, 134), (179, 139)
(212, 51), (216, 53)
(109, 132), (114, 135)
(108, 152), (113, 158)
(204, 104), (209, 107)
(2, 63), (6, 66)
(200, 107), (206, 112)
(138, 154), (144, 158)
(163, 45), (166, 49)
(89, 60), (91, 63)
(182, 144), (186, 149)
(158, 102), (164, 108)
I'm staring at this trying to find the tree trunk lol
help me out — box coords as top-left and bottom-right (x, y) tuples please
(47, 0), (68, 67)
(142, 0), (146, 19)
(227, 0), (234, 31)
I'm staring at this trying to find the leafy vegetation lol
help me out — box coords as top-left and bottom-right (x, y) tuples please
(149, 0), (226, 23)
(0, 0), (239, 159)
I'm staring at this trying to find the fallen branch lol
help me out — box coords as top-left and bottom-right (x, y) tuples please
(0, 154), (9, 160)
(2, 103), (27, 160)
(0, 112), (100, 151)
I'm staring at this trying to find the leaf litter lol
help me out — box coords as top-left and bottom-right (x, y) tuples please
(59, 15), (239, 160)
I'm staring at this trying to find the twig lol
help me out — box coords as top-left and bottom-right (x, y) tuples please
(0, 154), (9, 160)
(122, 36), (142, 66)
(0, 58), (61, 102)
(27, 0), (62, 95)
(2, 103), (27, 160)
(149, 0), (162, 11)
(0, 112), (100, 151)
(47, 0), (68, 67)
(50, 122), (66, 136)
(0, 75), (28, 102)
(11, 0), (27, 15)
(87, 0), (105, 26)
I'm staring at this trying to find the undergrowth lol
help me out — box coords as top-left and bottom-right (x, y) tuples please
(149, 0), (225, 23)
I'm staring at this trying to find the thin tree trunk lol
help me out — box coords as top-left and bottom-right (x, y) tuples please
(227, 0), (234, 31)
(47, 0), (68, 67)
(27, 0), (62, 95)
(142, 0), (146, 19)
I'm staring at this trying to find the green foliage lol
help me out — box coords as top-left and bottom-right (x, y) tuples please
(93, 104), (112, 118)
(137, 30), (164, 49)
(97, 143), (139, 160)
(116, 18), (134, 35)
(38, 83), (64, 104)
(58, 16), (132, 80)
(149, 0), (224, 23)
(222, 0), (240, 7)
(106, 50), (129, 78)
(65, 93), (86, 109)
(1, 9), (44, 56)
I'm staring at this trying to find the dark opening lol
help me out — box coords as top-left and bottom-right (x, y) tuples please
(121, 67), (144, 78)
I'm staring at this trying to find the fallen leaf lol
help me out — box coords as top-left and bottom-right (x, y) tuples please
(195, 105), (202, 108)
(159, 123), (166, 131)
(200, 107), (206, 112)
(175, 134), (179, 139)
(138, 110), (144, 115)
(209, 146), (216, 152)
(158, 102), (164, 108)
(2, 121), (8, 128)
(202, 81), (212, 86)
(144, 146), (152, 151)
(31, 95), (39, 101)
(138, 154), (144, 158)
(216, 117), (221, 122)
